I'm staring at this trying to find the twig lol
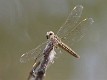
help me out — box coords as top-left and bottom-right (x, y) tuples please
(28, 42), (54, 80)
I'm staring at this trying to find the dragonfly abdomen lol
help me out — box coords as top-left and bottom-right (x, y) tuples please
(58, 42), (80, 58)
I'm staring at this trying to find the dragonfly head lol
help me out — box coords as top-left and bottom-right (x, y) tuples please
(46, 31), (55, 39)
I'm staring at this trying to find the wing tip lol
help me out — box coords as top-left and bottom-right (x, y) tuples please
(74, 5), (83, 10)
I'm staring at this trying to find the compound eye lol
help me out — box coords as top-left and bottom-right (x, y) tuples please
(49, 33), (53, 35)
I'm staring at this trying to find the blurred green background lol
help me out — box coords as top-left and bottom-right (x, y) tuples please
(0, 0), (107, 80)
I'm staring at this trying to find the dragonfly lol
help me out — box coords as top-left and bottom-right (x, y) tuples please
(20, 5), (94, 80)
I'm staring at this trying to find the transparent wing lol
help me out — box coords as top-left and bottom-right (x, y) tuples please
(57, 5), (83, 38)
(63, 18), (94, 46)
(20, 41), (47, 63)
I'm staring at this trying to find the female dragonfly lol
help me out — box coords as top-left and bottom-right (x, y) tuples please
(20, 5), (94, 80)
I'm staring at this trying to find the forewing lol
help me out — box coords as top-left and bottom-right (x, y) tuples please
(63, 18), (94, 46)
(57, 5), (83, 38)
(20, 41), (47, 63)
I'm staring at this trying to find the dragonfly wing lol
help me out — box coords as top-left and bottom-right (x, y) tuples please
(57, 5), (83, 38)
(20, 41), (47, 63)
(63, 18), (94, 46)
